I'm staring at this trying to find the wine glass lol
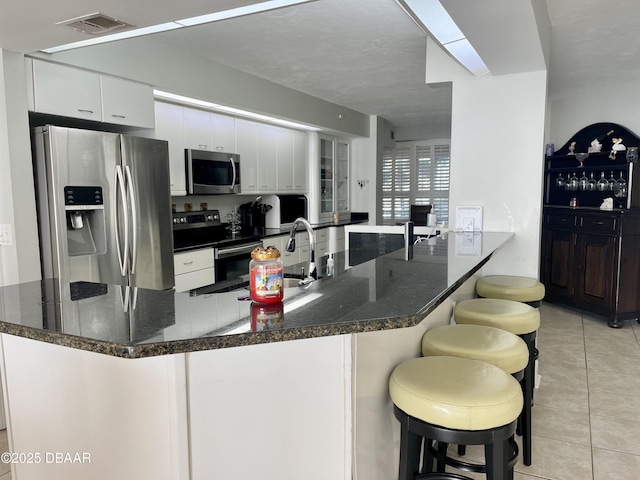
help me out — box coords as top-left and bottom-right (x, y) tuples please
(565, 172), (579, 191)
(578, 172), (589, 191)
(596, 172), (609, 191)
(587, 172), (597, 192)
(575, 152), (589, 168)
(555, 173), (565, 188)
(614, 172), (628, 198)
(608, 171), (617, 191)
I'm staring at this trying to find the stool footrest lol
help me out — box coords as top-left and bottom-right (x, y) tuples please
(430, 439), (519, 474)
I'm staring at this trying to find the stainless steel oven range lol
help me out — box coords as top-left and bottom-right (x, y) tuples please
(172, 210), (262, 288)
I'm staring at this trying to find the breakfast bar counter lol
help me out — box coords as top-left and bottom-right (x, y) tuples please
(0, 232), (512, 480)
(0, 232), (512, 358)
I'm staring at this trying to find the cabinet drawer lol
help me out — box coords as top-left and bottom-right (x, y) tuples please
(175, 268), (215, 292)
(174, 249), (215, 275)
(579, 215), (618, 233)
(315, 228), (329, 243)
(545, 212), (577, 228)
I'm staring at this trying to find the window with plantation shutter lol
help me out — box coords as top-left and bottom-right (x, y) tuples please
(381, 140), (450, 225)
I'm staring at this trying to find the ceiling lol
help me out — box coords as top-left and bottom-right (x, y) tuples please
(2, 0), (639, 141)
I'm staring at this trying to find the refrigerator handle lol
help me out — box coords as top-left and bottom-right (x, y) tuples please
(229, 157), (236, 191)
(115, 166), (129, 277)
(125, 165), (138, 275)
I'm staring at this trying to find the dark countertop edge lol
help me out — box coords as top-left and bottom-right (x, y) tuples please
(543, 205), (639, 214)
(0, 234), (507, 359)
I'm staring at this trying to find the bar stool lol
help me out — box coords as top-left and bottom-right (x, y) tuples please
(389, 356), (523, 480)
(421, 324), (530, 470)
(454, 298), (540, 466)
(475, 275), (545, 307)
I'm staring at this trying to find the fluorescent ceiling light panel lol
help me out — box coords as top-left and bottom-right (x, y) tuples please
(154, 90), (321, 131)
(42, 0), (315, 53)
(397, 0), (489, 76)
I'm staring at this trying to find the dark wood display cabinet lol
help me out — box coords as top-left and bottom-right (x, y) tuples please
(541, 123), (640, 327)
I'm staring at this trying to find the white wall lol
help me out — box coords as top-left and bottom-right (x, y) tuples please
(548, 80), (640, 148)
(426, 38), (548, 278)
(351, 116), (389, 223)
(0, 50), (40, 286)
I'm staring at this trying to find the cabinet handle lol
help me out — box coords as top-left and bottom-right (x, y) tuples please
(199, 144), (208, 149)
(577, 265), (584, 269)
(77, 109), (94, 114)
(183, 261), (194, 265)
(215, 146), (224, 151)
(111, 114), (126, 119)
(595, 221), (604, 225)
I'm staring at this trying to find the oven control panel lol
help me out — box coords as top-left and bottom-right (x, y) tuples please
(172, 210), (222, 230)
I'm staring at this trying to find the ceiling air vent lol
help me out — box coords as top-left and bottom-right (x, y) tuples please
(57, 13), (134, 35)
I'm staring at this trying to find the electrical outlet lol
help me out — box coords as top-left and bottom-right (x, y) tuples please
(0, 224), (12, 246)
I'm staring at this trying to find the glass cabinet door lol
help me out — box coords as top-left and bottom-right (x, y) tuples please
(320, 138), (334, 216)
(335, 141), (349, 213)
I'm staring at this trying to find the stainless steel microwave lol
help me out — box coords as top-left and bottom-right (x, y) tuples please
(186, 149), (240, 195)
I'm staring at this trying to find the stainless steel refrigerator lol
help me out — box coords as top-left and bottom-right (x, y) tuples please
(33, 125), (174, 292)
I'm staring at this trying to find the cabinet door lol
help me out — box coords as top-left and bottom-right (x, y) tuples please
(335, 140), (350, 213)
(256, 124), (278, 191)
(155, 102), (186, 196)
(101, 75), (155, 128)
(276, 128), (295, 191)
(573, 233), (617, 310)
(183, 108), (211, 150)
(235, 119), (258, 193)
(540, 229), (574, 300)
(32, 60), (102, 121)
(210, 113), (235, 152)
(293, 130), (308, 192)
(320, 138), (334, 217)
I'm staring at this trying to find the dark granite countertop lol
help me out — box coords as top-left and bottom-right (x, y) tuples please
(0, 232), (513, 358)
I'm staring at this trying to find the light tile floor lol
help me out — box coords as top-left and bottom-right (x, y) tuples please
(444, 301), (640, 479)
(0, 302), (639, 479)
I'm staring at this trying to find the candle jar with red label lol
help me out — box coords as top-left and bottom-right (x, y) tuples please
(249, 246), (284, 304)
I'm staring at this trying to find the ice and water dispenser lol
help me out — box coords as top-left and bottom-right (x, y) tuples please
(64, 186), (107, 256)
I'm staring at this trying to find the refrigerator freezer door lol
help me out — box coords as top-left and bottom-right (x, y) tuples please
(120, 135), (174, 290)
(36, 126), (124, 286)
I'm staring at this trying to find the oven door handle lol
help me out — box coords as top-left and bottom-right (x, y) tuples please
(215, 242), (263, 259)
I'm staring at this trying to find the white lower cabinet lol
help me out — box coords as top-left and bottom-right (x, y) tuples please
(329, 226), (345, 253)
(188, 335), (352, 480)
(174, 248), (215, 292)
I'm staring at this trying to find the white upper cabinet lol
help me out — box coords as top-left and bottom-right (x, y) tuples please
(32, 60), (102, 122)
(183, 108), (212, 151)
(256, 123), (278, 191)
(210, 113), (235, 152)
(101, 75), (155, 128)
(155, 101), (186, 196)
(277, 128), (295, 191)
(293, 130), (308, 192)
(30, 60), (154, 128)
(235, 119), (259, 193)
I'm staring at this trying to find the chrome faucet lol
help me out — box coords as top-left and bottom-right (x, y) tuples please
(286, 217), (317, 285)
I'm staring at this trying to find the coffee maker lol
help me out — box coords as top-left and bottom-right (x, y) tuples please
(239, 198), (272, 236)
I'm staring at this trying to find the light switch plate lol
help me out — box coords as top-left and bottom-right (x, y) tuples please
(0, 224), (13, 246)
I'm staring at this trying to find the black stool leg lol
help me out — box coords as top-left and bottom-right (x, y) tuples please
(519, 331), (536, 466)
(398, 418), (422, 480)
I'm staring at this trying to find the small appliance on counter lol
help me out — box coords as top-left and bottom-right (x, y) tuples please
(239, 197), (272, 236)
(264, 194), (308, 228)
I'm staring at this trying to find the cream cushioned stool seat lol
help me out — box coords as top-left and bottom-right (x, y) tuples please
(475, 275), (545, 306)
(454, 298), (540, 466)
(389, 356), (523, 480)
(421, 324), (530, 471)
